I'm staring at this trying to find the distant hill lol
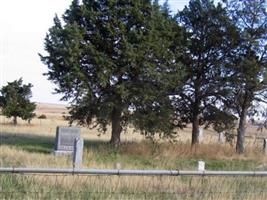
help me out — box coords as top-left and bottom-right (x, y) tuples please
(35, 103), (68, 117)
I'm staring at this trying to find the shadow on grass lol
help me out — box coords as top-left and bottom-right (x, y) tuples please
(0, 132), (55, 154)
(0, 132), (260, 170)
(0, 132), (109, 155)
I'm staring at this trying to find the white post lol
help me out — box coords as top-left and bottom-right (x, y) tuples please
(197, 161), (205, 171)
(218, 132), (225, 143)
(199, 128), (203, 141)
(114, 163), (122, 170)
(73, 138), (84, 168)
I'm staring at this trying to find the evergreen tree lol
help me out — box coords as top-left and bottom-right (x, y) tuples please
(223, 0), (267, 153)
(40, 0), (184, 146)
(175, 0), (237, 147)
(0, 78), (36, 125)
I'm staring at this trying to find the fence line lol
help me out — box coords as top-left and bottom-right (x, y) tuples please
(1, 167), (267, 176)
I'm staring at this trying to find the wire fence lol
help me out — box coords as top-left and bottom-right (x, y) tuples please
(1, 169), (267, 199)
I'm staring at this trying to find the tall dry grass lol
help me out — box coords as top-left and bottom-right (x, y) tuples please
(1, 103), (267, 199)
(1, 173), (267, 199)
(1, 102), (267, 170)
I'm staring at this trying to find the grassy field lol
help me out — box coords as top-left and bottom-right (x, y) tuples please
(1, 103), (267, 199)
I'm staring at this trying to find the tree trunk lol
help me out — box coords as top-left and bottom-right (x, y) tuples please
(192, 78), (201, 148)
(236, 106), (248, 154)
(13, 116), (17, 125)
(192, 113), (200, 147)
(110, 107), (122, 147)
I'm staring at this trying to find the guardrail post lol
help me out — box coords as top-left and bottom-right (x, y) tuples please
(198, 161), (205, 171)
(114, 163), (122, 170)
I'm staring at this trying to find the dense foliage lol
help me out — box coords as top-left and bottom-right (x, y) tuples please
(222, 0), (267, 153)
(41, 0), (267, 152)
(40, 0), (184, 146)
(174, 0), (238, 146)
(0, 78), (36, 125)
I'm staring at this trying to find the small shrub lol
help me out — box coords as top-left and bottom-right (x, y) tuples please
(225, 131), (235, 146)
(38, 114), (47, 119)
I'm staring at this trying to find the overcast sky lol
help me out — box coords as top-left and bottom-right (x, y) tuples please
(0, 0), (189, 104)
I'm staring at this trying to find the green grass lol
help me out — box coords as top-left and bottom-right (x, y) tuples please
(1, 133), (54, 154)
(204, 159), (260, 171)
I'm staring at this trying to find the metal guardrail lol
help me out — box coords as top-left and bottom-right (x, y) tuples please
(1, 167), (267, 176)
